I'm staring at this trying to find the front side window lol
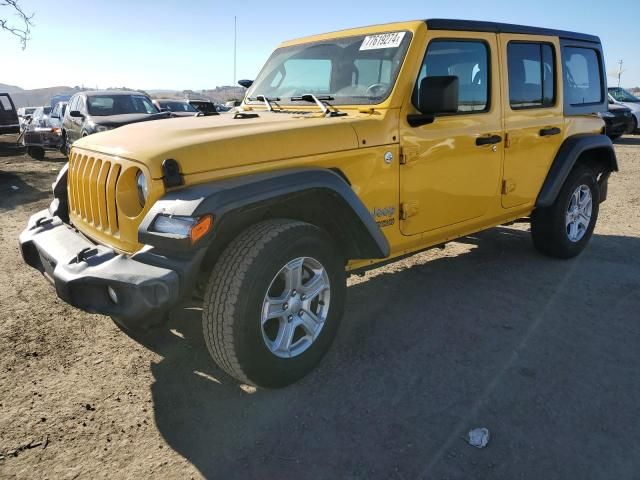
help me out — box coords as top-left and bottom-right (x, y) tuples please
(507, 42), (556, 109)
(563, 47), (603, 105)
(413, 40), (490, 113)
(246, 31), (412, 105)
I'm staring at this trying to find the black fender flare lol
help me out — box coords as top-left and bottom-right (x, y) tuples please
(139, 168), (390, 259)
(536, 134), (618, 208)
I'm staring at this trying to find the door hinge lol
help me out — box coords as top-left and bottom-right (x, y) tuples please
(400, 146), (419, 165)
(400, 201), (419, 220)
(502, 179), (516, 195)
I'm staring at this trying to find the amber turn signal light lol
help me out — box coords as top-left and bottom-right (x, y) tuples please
(190, 215), (213, 244)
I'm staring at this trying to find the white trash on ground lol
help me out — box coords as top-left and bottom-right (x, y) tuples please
(467, 427), (490, 448)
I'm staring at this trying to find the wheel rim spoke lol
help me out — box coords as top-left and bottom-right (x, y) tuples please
(565, 184), (593, 243)
(261, 256), (331, 359)
(301, 272), (327, 300)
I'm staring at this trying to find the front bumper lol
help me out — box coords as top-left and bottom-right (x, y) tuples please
(19, 210), (204, 321)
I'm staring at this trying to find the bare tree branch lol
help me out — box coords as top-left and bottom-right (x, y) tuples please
(0, 0), (34, 49)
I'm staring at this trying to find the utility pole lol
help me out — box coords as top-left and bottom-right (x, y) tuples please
(617, 60), (624, 88)
(233, 16), (237, 87)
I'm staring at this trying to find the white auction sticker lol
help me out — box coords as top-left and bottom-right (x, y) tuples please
(360, 32), (406, 51)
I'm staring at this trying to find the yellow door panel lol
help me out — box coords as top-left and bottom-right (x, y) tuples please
(399, 31), (503, 236)
(500, 34), (564, 209)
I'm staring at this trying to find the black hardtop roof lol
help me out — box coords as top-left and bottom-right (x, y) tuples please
(425, 19), (600, 44)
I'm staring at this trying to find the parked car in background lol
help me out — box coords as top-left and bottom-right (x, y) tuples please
(608, 87), (640, 133)
(21, 102), (69, 160)
(600, 103), (634, 140)
(0, 93), (20, 135)
(152, 99), (202, 117)
(62, 91), (170, 153)
(186, 99), (219, 116)
(215, 103), (232, 113)
(49, 101), (68, 129)
(17, 107), (37, 131)
(50, 94), (72, 110)
(29, 106), (52, 128)
(22, 105), (63, 160)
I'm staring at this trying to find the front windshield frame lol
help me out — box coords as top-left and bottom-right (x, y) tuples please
(245, 31), (413, 107)
(608, 87), (640, 103)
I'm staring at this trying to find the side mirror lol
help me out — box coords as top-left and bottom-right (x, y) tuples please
(238, 79), (253, 88)
(408, 76), (459, 127)
(69, 110), (84, 118)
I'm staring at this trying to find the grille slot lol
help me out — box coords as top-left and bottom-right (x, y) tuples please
(68, 151), (121, 234)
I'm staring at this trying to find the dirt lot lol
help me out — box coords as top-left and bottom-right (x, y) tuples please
(0, 135), (639, 480)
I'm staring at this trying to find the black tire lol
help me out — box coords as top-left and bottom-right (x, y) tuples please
(633, 116), (638, 134)
(27, 146), (45, 161)
(531, 165), (600, 259)
(608, 134), (621, 141)
(202, 219), (346, 388)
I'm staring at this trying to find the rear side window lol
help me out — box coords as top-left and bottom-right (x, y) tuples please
(563, 47), (603, 105)
(414, 40), (490, 113)
(507, 42), (556, 109)
(0, 95), (14, 111)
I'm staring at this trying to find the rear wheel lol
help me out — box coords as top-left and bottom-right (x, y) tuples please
(202, 219), (346, 388)
(531, 165), (600, 259)
(27, 146), (45, 161)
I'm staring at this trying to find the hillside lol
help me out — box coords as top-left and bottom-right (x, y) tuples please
(6, 86), (81, 108)
(0, 83), (24, 93)
(3, 84), (247, 108)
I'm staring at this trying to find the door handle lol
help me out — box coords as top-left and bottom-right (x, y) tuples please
(476, 134), (502, 146)
(540, 127), (561, 137)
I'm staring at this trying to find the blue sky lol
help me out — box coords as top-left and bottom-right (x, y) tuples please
(2, 0), (639, 90)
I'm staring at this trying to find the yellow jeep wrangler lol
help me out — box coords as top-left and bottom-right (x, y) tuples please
(20, 19), (617, 388)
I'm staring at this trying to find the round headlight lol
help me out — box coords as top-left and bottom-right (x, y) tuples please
(136, 171), (149, 206)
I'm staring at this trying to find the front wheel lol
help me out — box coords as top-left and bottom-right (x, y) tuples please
(202, 219), (346, 388)
(531, 165), (600, 259)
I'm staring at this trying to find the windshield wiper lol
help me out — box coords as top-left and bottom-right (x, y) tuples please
(290, 94), (347, 117)
(247, 95), (281, 111)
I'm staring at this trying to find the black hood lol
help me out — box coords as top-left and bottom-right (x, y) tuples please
(90, 111), (171, 128)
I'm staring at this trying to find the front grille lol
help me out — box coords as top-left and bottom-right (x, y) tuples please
(68, 151), (121, 234)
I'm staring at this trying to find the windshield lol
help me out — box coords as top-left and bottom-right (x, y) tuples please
(25, 108), (36, 115)
(609, 87), (640, 103)
(160, 101), (198, 112)
(246, 31), (412, 106)
(87, 95), (159, 116)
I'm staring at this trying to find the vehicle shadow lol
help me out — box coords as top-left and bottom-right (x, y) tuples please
(0, 137), (25, 158)
(0, 170), (51, 211)
(134, 227), (640, 479)
(615, 135), (640, 146)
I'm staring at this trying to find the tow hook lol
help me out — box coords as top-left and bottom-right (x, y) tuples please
(33, 217), (54, 229)
(75, 247), (98, 264)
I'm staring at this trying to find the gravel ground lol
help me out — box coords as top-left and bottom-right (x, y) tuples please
(0, 136), (639, 479)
